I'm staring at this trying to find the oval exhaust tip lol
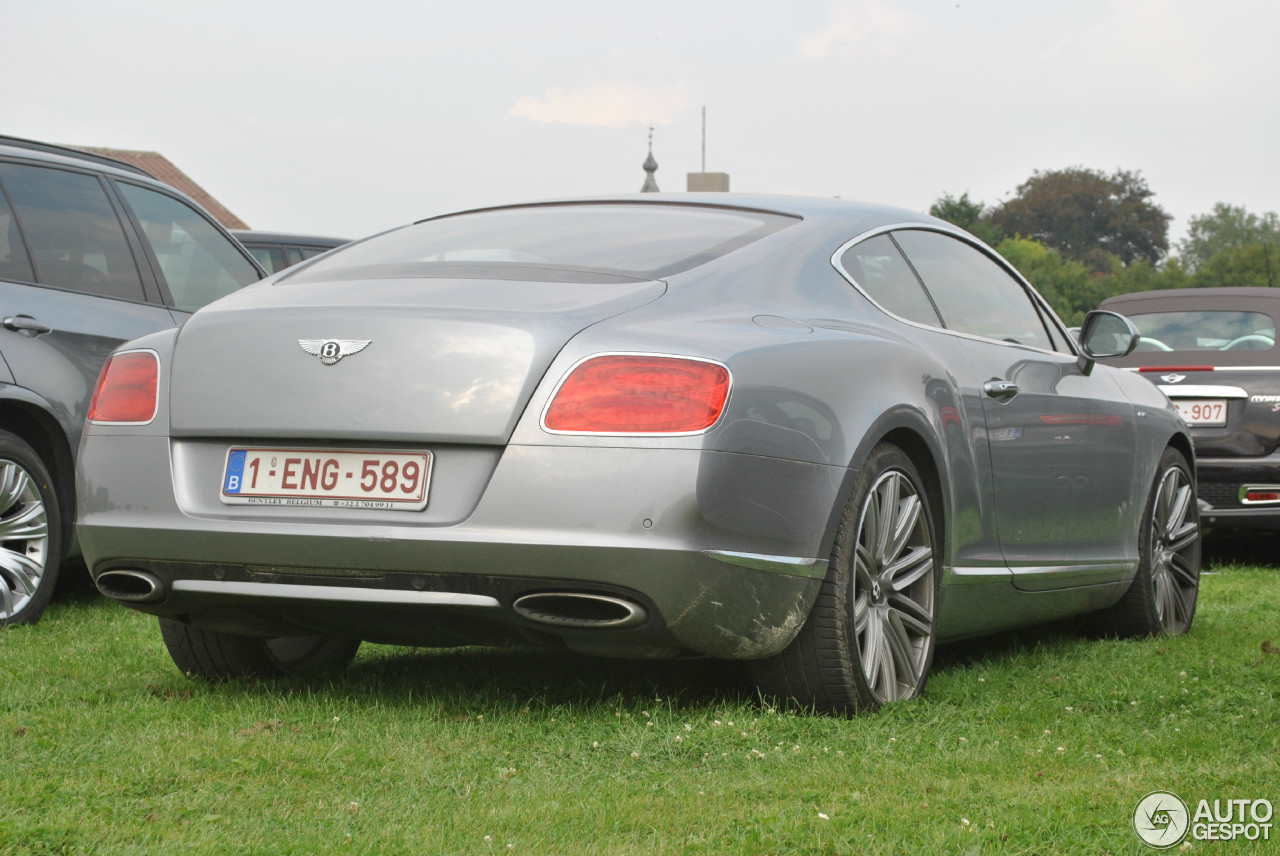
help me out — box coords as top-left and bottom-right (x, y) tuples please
(96, 569), (166, 604)
(513, 592), (647, 629)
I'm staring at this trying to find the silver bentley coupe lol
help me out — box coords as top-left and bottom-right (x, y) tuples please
(76, 195), (1201, 714)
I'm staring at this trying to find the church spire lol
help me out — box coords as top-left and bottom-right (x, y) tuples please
(640, 125), (659, 192)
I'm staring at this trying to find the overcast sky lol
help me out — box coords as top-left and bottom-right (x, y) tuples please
(6, 0), (1278, 247)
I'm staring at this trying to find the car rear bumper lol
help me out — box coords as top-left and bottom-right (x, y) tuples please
(1195, 453), (1280, 529)
(77, 436), (840, 659)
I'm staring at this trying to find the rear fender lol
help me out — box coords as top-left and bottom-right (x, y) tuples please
(0, 387), (76, 554)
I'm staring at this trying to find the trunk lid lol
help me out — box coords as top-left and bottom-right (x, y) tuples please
(1153, 367), (1280, 457)
(168, 275), (665, 443)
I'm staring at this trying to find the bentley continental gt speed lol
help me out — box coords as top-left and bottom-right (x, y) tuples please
(76, 196), (1201, 714)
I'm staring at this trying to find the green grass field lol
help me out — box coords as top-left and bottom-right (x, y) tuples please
(2, 555), (1277, 855)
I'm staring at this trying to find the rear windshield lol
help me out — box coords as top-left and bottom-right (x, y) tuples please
(285, 203), (795, 282)
(1127, 310), (1276, 353)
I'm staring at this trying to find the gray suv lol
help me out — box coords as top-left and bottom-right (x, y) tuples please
(0, 135), (265, 625)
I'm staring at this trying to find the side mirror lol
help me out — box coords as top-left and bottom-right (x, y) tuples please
(1076, 310), (1139, 376)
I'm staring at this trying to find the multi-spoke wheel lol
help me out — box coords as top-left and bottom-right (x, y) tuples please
(752, 443), (939, 714)
(0, 430), (62, 626)
(160, 618), (361, 679)
(1097, 447), (1200, 637)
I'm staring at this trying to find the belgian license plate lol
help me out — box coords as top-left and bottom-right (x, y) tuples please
(1173, 399), (1227, 427)
(221, 448), (431, 510)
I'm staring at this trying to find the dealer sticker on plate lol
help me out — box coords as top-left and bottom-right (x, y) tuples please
(221, 448), (431, 510)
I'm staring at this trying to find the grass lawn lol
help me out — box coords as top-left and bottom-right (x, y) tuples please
(2, 556), (1277, 855)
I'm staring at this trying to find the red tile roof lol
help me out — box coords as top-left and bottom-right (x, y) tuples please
(71, 146), (250, 230)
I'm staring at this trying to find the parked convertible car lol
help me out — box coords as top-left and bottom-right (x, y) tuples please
(1100, 287), (1280, 532)
(77, 196), (1201, 713)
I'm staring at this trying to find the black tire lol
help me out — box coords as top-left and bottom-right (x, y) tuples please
(0, 430), (63, 626)
(752, 443), (939, 714)
(1096, 447), (1200, 637)
(159, 618), (361, 679)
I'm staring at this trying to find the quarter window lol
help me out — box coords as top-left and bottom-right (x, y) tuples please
(0, 163), (145, 300)
(0, 188), (35, 283)
(117, 183), (261, 312)
(839, 234), (941, 326)
(245, 243), (286, 275)
(893, 230), (1056, 352)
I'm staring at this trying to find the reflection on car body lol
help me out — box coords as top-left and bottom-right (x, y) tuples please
(77, 196), (1200, 714)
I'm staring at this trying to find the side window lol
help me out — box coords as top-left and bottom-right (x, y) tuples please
(1039, 306), (1072, 353)
(116, 183), (261, 312)
(839, 234), (941, 326)
(285, 246), (304, 267)
(0, 188), (35, 283)
(245, 243), (285, 275)
(0, 163), (145, 300)
(297, 246), (328, 261)
(893, 230), (1056, 352)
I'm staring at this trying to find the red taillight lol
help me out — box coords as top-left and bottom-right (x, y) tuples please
(88, 351), (159, 424)
(544, 355), (731, 434)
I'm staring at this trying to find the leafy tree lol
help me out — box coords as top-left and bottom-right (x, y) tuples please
(996, 237), (1099, 326)
(1189, 242), (1280, 289)
(1178, 203), (1280, 275)
(1105, 255), (1190, 295)
(929, 192), (1004, 247)
(990, 167), (1171, 268)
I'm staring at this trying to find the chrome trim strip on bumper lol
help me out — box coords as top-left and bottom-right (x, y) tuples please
(170, 580), (501, 607)
(1156, 384), (1249, 398)
(701, 550), (828, 578)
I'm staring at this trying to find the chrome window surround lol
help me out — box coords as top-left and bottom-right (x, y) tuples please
(829, 224), (1077, 357)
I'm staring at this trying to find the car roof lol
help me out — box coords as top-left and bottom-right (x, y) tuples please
(231, 230), (351, 246)
(0, 134), (154, 179)
(413, 193), (948, 232)
(1101, 287), (1280, 313)
(1100, 287), (1280, 368)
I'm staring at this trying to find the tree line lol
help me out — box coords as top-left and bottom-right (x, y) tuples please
(929, 167), (1280, 325)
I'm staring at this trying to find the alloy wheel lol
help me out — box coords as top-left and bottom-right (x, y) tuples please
(851, 469), (936, 703)
(0, 460), (51, 621)
(1148, 464), (1199, 634)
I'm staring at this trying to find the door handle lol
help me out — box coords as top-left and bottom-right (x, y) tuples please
(983, 380), (1019, 402)
(3, 315), (53, 336)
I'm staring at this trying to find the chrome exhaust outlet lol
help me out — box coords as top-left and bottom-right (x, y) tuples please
(96, 569), (166, 604)
(513, 592), (648, 629)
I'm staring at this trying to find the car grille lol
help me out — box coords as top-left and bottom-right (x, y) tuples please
(1198, 482), (1241, 508)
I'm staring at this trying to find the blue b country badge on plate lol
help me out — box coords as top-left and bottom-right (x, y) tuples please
(223, 449), (247, 494)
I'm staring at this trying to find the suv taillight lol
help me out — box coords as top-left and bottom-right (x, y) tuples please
(88, 351), (159, 424)
(543, 355), (731, 434)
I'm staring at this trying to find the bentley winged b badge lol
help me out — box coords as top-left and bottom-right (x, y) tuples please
(298, 338), (371, 366)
